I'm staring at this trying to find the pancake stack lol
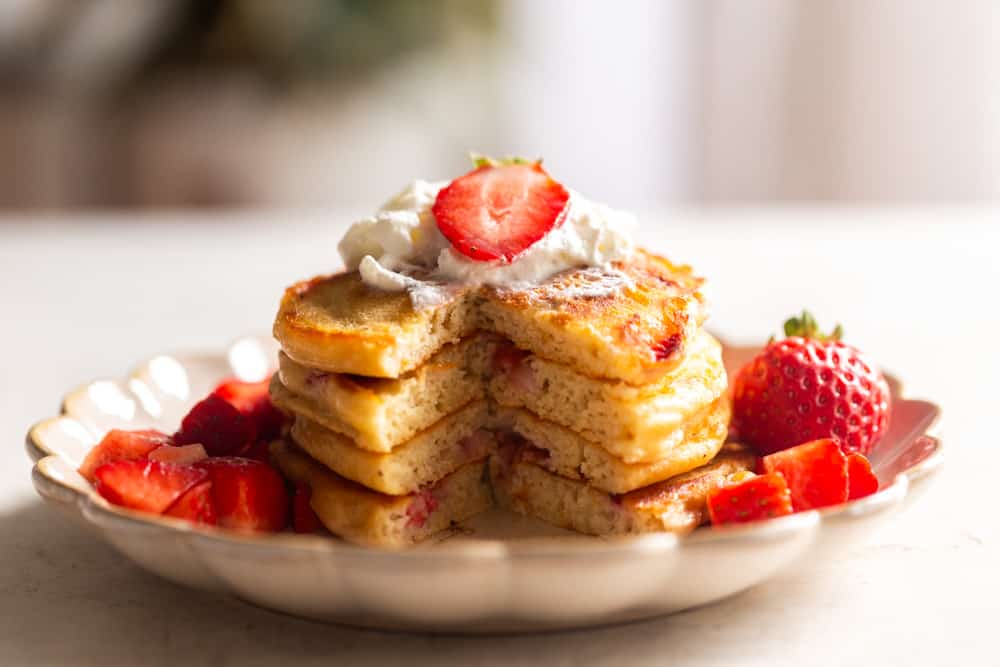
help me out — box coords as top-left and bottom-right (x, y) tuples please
(269, 250), (755, 548)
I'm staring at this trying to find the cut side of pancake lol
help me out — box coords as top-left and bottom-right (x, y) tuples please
(274, 272), (478, 378)
(490, 443), (756, 536)
(274, 249), (705, 384)
(480, 251), (706, 384)
(501, 396), (731, 494)
(289, 401), (494, 495)
(276, 334), (491, 451)
(274, 329), (725, 461)
(271, 440), (492, 549)
(488, 329), (727, 460)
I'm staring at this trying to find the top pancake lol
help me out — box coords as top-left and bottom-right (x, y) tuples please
(274, 249), (706, 385)
(273, 272), (478, 378)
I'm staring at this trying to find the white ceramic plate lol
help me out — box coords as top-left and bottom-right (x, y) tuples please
(26, 337), (943, 633)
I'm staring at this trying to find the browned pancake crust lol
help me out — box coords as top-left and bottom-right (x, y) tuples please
(482, 250), (706, 381)
(274, 249), (706, 384)
(273, 273), (476, 377)
(620, 443), (757, 511)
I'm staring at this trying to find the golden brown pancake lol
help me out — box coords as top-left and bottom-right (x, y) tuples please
(288, 401), (494, 495)
(268, 247), (740, 547)
(271, 329), (726, 460)
(480, 250), (706, 385)
(274, 335), (490, 451)
(273, 272), (477, 378)
(271, 440), (492, 549)
(273, 249), (705, 385)
(490, 443), (756, 536)
(499, 395), (731, 494)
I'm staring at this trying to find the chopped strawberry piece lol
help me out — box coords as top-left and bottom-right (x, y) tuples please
(405, 489), (440, 528)
(164, 481), (217, 525)
(458, 429), (494, 461)
(148, 443), (208, 466)
(213, 377), (285, 441)
(78, 429), (172, 483)
(492, 343), (529, 374)
(762, 439), (849, 510)
(432, 161), (570, 261)
(197, 458), (288, 532)
(174, 394), (255, 456)
(292, 484), (323, 534)
(847, 453), (879, 500)
(492, 343), (538, 394)
(94, 459), (208, 514)
(707, 473), (794, 525)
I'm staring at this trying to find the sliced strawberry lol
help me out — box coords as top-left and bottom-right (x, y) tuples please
(213, 377), (285, 441)
(164, 481), (217, 525)
(79, 429), (172, 483)
(174, 394), (255, 456)
(94, 459), (207, 514)
(148, 443), (208, 466)
(432, 161), (570, 261)
(292, 484), (323, 534)
(707, 473), (794, 525)
(762, 439), (849, 510)
(197, 458), (288, 532)
(847, 453), (880, 500)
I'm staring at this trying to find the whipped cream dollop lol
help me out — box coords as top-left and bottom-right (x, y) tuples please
(337, 179), (636, 295)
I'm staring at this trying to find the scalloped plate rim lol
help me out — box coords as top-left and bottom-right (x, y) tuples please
(26, 336), (944, 560)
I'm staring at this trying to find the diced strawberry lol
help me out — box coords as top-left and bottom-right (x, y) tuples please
(94, 459), (208, 514)
(213, 377), (285, 441)
(148, 443), (208, 466)
(508, 359), (538, 394)
(707, 473), (794, 525)
(458, 430), (494, 461)
(405, 489), (440, 528)
(78, 429), (172, 483)
(164, 481), (217, 525)
(847, 453), (879, 500)
(432, 161), (570, 261)
(292, 484), (323, 534)
(197, 458), (288, 532)
(174, 394), (255, 456)
(492, 343), (539, 393)
(492, 343), (529, 374)
(762, 439), (849, 510)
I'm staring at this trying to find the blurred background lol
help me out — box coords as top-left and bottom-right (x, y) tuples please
(2, 0), (999, 210)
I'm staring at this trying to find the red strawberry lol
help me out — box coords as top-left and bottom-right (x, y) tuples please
(847, 453), (880, 500)
(148, 443), (208, 466)
(432, 158), (570, 261)
(164, 481), (217, 525)
(491, 342), (539, 394)
(707, 473), (793, 525)
(292, 484), (323, 534)
(78, 429), (172, 483)
(405, 489), (440, 528)
(213, 377), (285, 441)
(174, 394), (255, 456)
(94, 459), (208, 514)
(197, 458), (288, 532)
(732, 311), (892, 455)
(762, 439), (848, 510)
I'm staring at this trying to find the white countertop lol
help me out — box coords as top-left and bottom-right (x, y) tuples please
(1, 208), (996, 665)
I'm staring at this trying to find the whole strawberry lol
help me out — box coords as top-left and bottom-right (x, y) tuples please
(732, 311), (891, 456)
